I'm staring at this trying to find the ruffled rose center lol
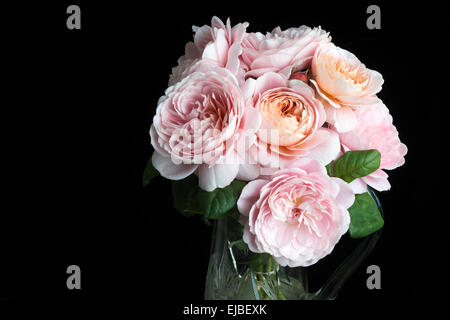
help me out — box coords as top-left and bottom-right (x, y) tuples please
(165, 80), (239, 163)
(258, 90), (315, 147)
(199, 91), (231, 130)
(268, 179), (332, 237)
(324, 53), (369, 87)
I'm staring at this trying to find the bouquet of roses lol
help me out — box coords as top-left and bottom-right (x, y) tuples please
(143, 16), (407, 298)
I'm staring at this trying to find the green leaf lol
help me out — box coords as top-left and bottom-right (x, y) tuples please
(198, 179), (247, 219)
(230, 179), (247, 195)
(171, 175), (201, 217)
(228, 239), (249, 252)
(333, 150), (381, 183)
(142, 157), (159, 187)
(348, 192), (384, 238)
(228, 206), (241, 220)
(325, 161), (333, 177)
(171, 176), (247, 219)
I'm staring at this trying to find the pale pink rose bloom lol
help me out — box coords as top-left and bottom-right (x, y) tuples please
(241, 25), (330, 79)
(169, 16), (249, 86)
(151, 63), (258, 191)
(237, 158), (354, 267)
(243, 72), (340, 173)
(310, 43), (384, 132)
(336, 102), (407, 193)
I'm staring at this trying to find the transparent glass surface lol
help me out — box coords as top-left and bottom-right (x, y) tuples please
(204, 188), (383, 300)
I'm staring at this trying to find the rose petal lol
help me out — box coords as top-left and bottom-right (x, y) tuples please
(152, 151), (198, 180)
(237, 179), (268, 216)
(197, 161), (239, 192)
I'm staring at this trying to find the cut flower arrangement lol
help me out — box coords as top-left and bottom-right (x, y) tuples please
(143, 17), (407, 299)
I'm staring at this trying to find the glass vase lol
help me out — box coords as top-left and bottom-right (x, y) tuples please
(204, 188), (383, 300)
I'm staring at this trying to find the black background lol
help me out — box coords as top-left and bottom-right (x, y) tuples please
(1, 0), (447, 313)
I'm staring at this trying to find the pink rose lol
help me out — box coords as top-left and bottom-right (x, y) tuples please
(151, 63), (258, 191)
(169, 17), (249, 86)
(237, 158), (354, 267)
(244, 72), (340, 170)
(337, 102), (407, 192)
(241, 25), (330, 79)
(310, 43), (384, 132)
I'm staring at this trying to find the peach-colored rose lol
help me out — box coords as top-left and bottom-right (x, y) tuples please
(310, 43), (384, 132)
(336, 102), (407, 192)
(244, 72), (340, 170)
(237, 158), (354, 267)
